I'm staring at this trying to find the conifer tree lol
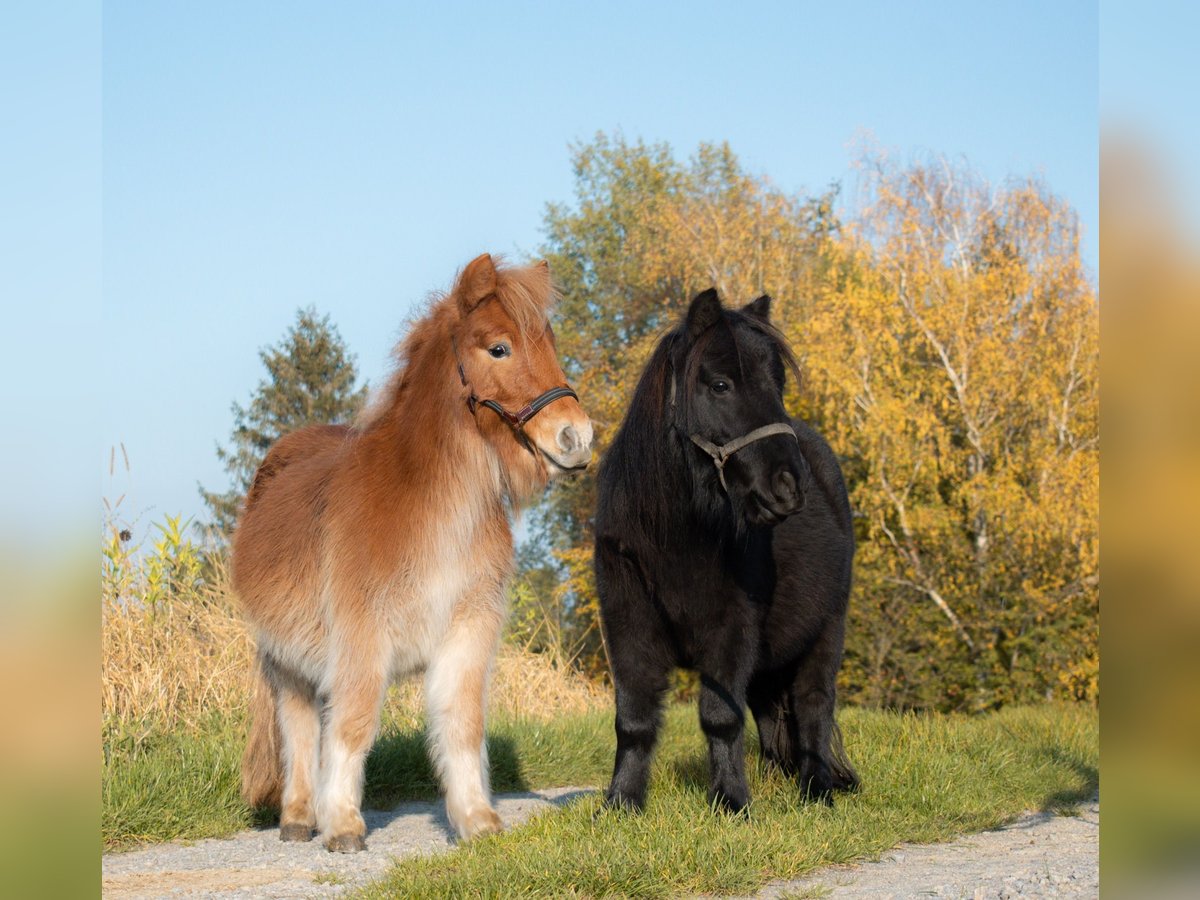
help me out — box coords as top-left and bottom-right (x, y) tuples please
(200, 307), (368, 534)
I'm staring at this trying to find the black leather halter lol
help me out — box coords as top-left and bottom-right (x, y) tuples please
(453, 338), (579, 453)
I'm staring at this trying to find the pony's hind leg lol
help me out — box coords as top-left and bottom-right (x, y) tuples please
(316, 647), (387, 853)
(274, 667), (320, 842)
(425, 599), (505, 841)
(747, 670), (797, 774)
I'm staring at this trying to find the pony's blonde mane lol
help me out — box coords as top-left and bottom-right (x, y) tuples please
(358, 258), (560, 430)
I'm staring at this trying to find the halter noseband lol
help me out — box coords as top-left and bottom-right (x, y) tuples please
(669, 370), (798, 493)
(689, 424), (798, 492)
(453, 337), (579, 454)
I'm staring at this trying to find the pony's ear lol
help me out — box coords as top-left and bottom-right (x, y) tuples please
(742, 294), (772, 321)
(532, 258), (552, 287)
(456, 253), (498, 314)
(686, 288), (723, 339)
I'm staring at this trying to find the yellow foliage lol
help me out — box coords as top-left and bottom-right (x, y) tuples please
(803, 154), (1099, 709)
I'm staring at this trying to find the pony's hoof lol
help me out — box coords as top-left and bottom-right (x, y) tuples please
(460, 807), (503, 840)
(709, 787), (751, 817)
(325, 832), (366, 853)
(833, 773), (862, 794)
(602, 790), (645, 814)
(798, 766), (835, 806)
(279, 823), (314, 842)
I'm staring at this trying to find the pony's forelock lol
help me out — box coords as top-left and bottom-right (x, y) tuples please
(489, 259), (561, 338)
(738, 313), (803, 396)
(673, 310), (802, 423)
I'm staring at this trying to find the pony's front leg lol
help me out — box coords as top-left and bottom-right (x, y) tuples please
(425, 597), (505, 841)
(316, 649), (387, 853)
(595, 536), (671, 813)
(700, 670), (751, 813)
(699, 628), (756, 814)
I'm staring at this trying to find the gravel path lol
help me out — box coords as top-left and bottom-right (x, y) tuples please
(103, 795), (1098, 899)
(749, 800), (1100, 899)
(102, 787), (592, 899)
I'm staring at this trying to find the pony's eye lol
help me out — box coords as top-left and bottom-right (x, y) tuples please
(488, 343), (511, 359)
(711, 380), (731, 394)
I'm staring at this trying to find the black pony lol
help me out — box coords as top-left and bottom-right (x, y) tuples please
(594, 288), (858, 814)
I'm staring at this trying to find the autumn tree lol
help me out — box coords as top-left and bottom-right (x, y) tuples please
(534, 135), (1098, 711)
(796, 153), (1098, 709)
(200, 307), (368, 534)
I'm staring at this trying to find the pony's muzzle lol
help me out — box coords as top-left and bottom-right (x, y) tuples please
(747, 463), (807, 525)
(541, 419), (593, 473)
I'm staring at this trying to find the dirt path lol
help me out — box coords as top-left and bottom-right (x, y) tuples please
(103, 794), (1099, 899)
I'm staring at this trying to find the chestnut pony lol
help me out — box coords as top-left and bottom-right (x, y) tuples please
(232, 254), (592, 852)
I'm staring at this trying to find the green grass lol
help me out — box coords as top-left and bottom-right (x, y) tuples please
(103, 713), (258, 850)
(104, 702), (1098, 899)
(354, 704), (1097, 898)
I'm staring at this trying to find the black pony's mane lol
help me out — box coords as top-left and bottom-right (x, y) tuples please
(601, 307), (802, 540)
(631, 308), (800, 434)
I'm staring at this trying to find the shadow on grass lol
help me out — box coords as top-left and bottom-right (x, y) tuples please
(1039, 744), (1100, 815)
(667, 754), (709, 793)
(250, 728), (530, 827)
(366, 728), (529, 808)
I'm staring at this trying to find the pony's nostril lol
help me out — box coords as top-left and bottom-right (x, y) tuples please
(557, 424), (580, 454)
(774, 470), (798, 504)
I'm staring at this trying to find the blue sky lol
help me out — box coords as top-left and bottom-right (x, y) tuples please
(2, 4), (101, 549)
(1102, 0), (1200, 229)
(6, 2), (1103, 543)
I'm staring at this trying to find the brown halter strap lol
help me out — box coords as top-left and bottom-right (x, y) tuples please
(689, 424), (798, 493)
(452, 337), (579, 452)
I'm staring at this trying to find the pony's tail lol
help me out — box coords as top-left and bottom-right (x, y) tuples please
(829, 719), (860, 794)
(241, 652), (283, 809)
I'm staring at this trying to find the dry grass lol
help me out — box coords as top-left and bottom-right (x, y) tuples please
(102, 543), (607, 739)
(102, 554), (251, 736)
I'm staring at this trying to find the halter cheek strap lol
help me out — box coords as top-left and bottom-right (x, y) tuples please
(690, 424), (798, 492)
